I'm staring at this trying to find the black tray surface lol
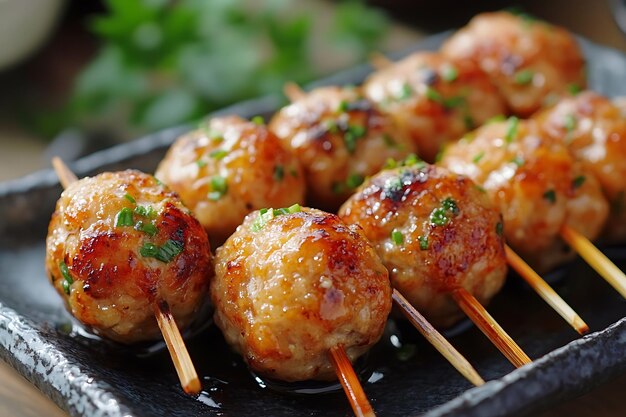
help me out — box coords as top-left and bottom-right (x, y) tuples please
(2, 33), (626, 417)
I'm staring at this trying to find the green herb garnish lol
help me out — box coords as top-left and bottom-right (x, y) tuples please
(208, 176), (228, 200)
(418, 236), (428, 250)
(115, 207), (134, 227)
(337, 100), (349, 112)
(543, 189), (557, 203)
(140, 240), (184, 263)
(496, 222), (503, 237)
(274, 165), (285, 181)
(210, 149), (228, 160)
(134, 220), (158, 236)
(473, 152), (485, 163)
(251, 115), (264, 125)
(391, 229), (404, 245)
(397, 83), (412, 100)
(346, 173), (365, 189)
(344, 124), (367, 153)
(425, 87), (443, 103)
(514, 69), (534, 85)
(251, 204), (301, 231)
(383, 133), (397, 148)
(573, 175), (586, 189)
(505, 116), (519, 143)
(486, 114), (506, 124)
(567, 83), (582, 95)
(124, 193), (136, 204)
(59, 261), (74, 295)
(430, 197), (459, 226)
(134, 205), (157, 219)
(564, 114), (577, 132)
(441, 65), (458, 82)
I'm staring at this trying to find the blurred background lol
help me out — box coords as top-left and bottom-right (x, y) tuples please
(1, 0), (626, 183)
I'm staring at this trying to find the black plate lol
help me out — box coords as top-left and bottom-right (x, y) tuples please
(2, 33), (626, 417)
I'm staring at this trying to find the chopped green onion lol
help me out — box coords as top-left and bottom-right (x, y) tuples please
(59, 261), (74, 295)
(124, 194), (136, 204)
(474, 184), (487, 194)
(325, 119), (339, 134)
(473, 152), (485, 163)
(337, 100), (349, 112)
(140, 239), (184, 263)
(463, 114), (475, 129)
(564, 114), (577, 132)
(418, 236), (428, 250)
(251, 204), (301, 231)
(486, 114), (506, 124)
(391, 229), (404, 245)
(134, 221), (158, 236)
(573, 175), (586, 189)
(289, 167), (298, 177)
(208, 176), (228, 201)
(567, 83), (582, 95)
(346, 173), (365, 189)
(442, 197), (459, 215)
(543, 189), (557, 203)
(134, 205), (157, 219)
(397, 83), (412, 100)
(425, 87), (443, 103)
(210, 149), (228, 160)
(196, 160), (207, 168)
(273, 165), (285, 181)
(441, 65), (458, 83)
(514, 69), (534, 85)
(251, 116), (264, 125)
(505, 116), (519, 143)
(115, 207), (134, 227)
(344, 124), (367, 153)
(496, 222), (503, 237)
(430, 208), (449, 226)
(383, 134), (397, 148)
(443, 96), (465, 109)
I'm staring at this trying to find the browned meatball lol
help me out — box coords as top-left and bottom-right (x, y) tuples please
(155, 115), (306, 246)
(339, 164), (506, 327)
(363, 51), (507, 162)
(269, 86), (416, 211)
(45, 170), (213, 344)
(441, 11), (586, 117)
(534, 91), (626, 241)
(440, 118), (609, 272)
(211, 206), (391, 382)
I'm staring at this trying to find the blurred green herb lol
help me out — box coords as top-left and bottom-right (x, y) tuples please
(35, 0), (389, 138)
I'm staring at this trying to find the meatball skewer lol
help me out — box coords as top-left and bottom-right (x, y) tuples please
(365, 56), (588, 334)
(281, 84), (486, 385)
(50, 158), (205, 395)
(339, 164), (532, 368)
(440, 118), (626, 301)
(211, 206), (390, 417)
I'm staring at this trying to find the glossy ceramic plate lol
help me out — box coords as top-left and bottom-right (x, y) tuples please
(2, 33), (626, 417)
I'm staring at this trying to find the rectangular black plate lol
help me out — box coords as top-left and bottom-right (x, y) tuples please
(3, 33), (626, 417)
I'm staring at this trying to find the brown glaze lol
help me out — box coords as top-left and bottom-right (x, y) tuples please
(45, 170), (213, 344)
(440, 119), (609, 273)
(339, 165), (507, 327)
(363, 51), (506, 162)
(269, 86), (416, 211)
(534, 91), (626, 241)
(441, 11), (586, 117)
(211, 207), (391, 381)
(156, 115), (306, 247)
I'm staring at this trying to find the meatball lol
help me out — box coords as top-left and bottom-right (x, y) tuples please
(363, 51), (506, 162)
(269, 86), (416, 211)
(439, 118), (609, 272)
(339, 164), (507, 327)
(534, 91), (626, 241)
(45, 170), (213, 344)
(441, 11), (586, 117)
(211, 206), (391, 382)
(155, 115), (306, 247)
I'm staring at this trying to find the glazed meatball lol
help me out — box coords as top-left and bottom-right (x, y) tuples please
(269, 86), (416, 211)
(45, 170), (213, 344)
(155, 115), (306, 246)
(211, 206), (391, 382)
(441, 11), (586, 117)
(339, 164), (507, 327)
(534, 91), (626, 241)
(439, 118), (609, 272)
(363, 51), (506, 162)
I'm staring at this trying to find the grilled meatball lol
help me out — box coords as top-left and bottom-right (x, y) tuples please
(339, 164), (506, 327)
(439, 118), (609, 272)
(534, 91), (626, 241)
(211, 206), (391, 381)
(155, 115), (306, 246)
(441, 11), (586, 117)
(45, 170), (213, 344)
(363, 51), (506, 162)
(269, 86), (416, 211)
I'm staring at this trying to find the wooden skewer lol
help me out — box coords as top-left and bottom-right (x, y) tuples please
(283, 82), (307, 102)
(52, 157), (202, 395)
(451, 287), (532, 368)
(505, 245), (589, 335)
(560, 225), (626, 299)
(328, 345), (377, 417)
(392, 289), (484, 386)
(369, 52), (393, 70)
